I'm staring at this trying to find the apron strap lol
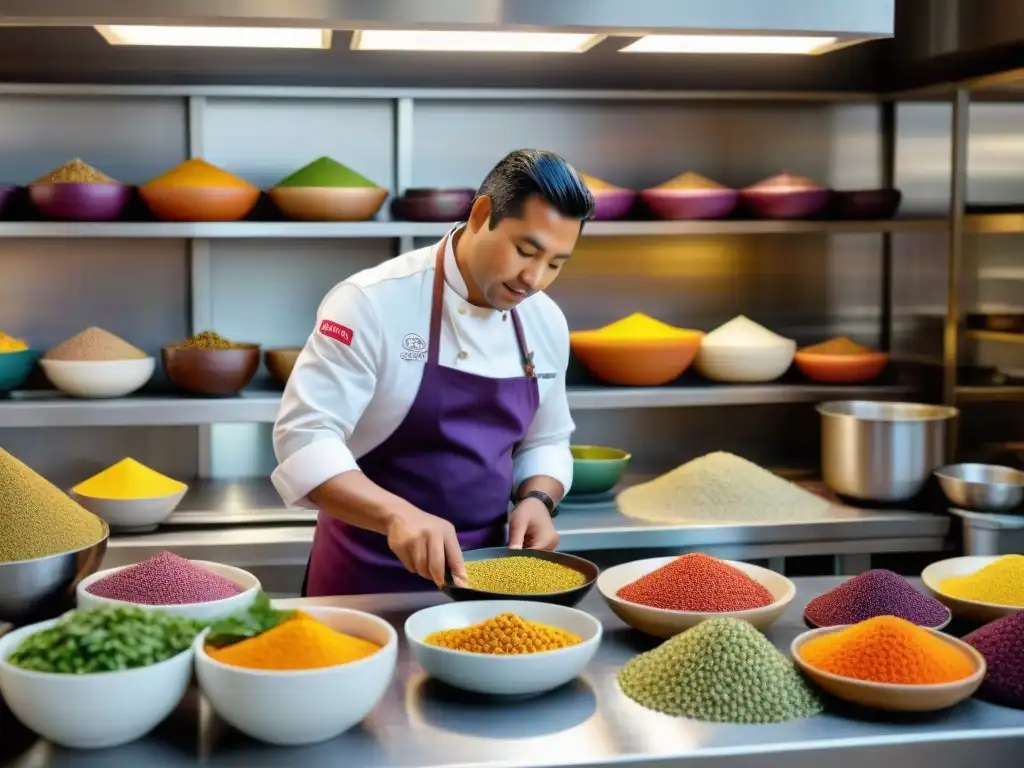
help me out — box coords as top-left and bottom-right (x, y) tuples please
(429, 232), (536, 378)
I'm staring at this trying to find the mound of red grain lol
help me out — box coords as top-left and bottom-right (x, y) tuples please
(964, 613), (1024, 709)
(804, 569), (951, 628)
(616, 553), (774, 612)
(86, 550), (244, 605)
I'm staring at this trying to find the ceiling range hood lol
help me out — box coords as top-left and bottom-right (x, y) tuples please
(1, 0), (895, 53)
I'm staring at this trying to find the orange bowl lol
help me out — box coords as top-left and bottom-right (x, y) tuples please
(139, 185), (260, 222)
(793, 351), (890, 384)
(570, 332), (704, 386)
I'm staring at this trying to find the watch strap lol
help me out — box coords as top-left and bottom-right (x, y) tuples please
(514, 489), (558, 518)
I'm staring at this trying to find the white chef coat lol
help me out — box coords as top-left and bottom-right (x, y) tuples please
(271, 230), (576, 509)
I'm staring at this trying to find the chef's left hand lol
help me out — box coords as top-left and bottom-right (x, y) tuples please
(508, 498), (559, 551)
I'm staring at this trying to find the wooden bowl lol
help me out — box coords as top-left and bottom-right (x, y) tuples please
(791, 625), (986, 712)
(264, 347), (301, 387)
(268, 187), (388, 221)
(139, 185), (260, 222)
(793, 351), (890, 384)
(569, 332), (704, 386)
(162, 345), (260, 397)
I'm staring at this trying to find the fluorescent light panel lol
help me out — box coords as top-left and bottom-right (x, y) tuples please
(351, 30), (602, 53)
(620, 34), (838, 55)
(95, 25), (332, 49)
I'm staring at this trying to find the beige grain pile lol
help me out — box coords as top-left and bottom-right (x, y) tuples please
(618, 451), (831, 524)
(43, 327), (148, 362)
(0, 447), (106, 563)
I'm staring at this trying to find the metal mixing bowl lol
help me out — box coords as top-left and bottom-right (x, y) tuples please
(934, 463), (1024, 512)
(0, 521), (109, 626)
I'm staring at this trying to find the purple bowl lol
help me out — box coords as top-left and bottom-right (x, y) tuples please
(591, 189), (637, 221)
(29, 182), (132, 222)
(390, 188), (475, 222)
(0, 184), (17, 217)
(830, 188), (902, 220)
(741, 188), (831, 219)
(640, 188), (741, 220)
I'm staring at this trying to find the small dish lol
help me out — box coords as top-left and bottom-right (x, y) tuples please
(139, 185), (260, 222)
(639, 188), (740, 220)
(934, 463), (1024, 513)
(569, 445), (631, 496)
(921, 556), (1024, 623)
(444, 547), (599, 607)
(793, 350), (889, 384)
(389, 188), (475, 222)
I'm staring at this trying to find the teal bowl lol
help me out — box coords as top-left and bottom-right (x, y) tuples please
(0, 349), (40, 394)
(569, 445), (632, 496)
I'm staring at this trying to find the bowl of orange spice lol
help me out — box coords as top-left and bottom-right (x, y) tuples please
(791, 616), (985, 712)
(139, 159), (260, 222)
(793, 336), (889, 384)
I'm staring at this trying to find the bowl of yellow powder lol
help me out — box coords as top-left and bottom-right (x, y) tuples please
(69, 458), (188, 532)
(0, 332), (38, 394)
(139, 159), (260, 222)
(794, 336), (889, 384)
(194, 605), (397, 746)
(40, 327), (154, 398)
(444, 547), (599, 607)
(922, 555), (1024, 623)
(405, 600), (601, 696)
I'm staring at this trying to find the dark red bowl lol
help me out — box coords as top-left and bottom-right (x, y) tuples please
(741, 188), (831, 219)
(0, 185), (17, 217)
(640, 188), (740, 220)
(390, 188), (475, 222)
(830, 188), (902, 220)
(591, 189), (637, 220)
(29, 182), (132, 222)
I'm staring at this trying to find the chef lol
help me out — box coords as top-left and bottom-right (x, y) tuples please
(271, 149), (595, 597)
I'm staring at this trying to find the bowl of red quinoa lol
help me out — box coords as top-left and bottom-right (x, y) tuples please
(596, 553), (795, 638)
(76, 552), (261, 622)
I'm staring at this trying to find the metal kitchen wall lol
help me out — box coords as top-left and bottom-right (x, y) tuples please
(1, 87), (1022, 483)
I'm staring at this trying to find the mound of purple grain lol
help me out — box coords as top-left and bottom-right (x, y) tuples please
(804, 569), (951, 628)
(86, 550), (244, 605)
(965, 613), (1024, 709)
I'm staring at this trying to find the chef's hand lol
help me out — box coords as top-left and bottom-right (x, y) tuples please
(386, 506), (469, 588)
(508, 498), (559, 551)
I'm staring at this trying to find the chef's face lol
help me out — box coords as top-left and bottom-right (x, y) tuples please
(461, 194), (582, 311)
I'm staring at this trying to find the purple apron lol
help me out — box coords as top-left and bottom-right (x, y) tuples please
(302, 234), (541, 596)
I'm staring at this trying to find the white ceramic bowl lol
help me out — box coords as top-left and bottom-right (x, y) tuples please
(791, 624), (986, 712)
(921, 556), (1024, 623)
(70, 487), (187, 533)
(404, 600), (602, 696)
(77, 559), (260, 621)
(693, 340), (796, 382)
(194, 605), (398, 746)
(0, 617), (194, 749)
(597, 556), (796, 638)
(39, 357), (155, 398)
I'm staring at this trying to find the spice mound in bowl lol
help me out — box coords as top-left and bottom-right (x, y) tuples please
(269, 156), (389, 222)
(568, 444), (631, 496)
(794, 336), (890, 384)
(0, 605), (200, 749)
(922, 554), (1024, 623)
(694, 315), (796, 383)
(0, 331), (40, 395)
(405, 599), (601, 696)
(70, 458), (188, 533)
(162, 330), (261, 397)
(578, 171), (636, 221)
(804, 569), (951, 629)
(139, 159), (260, 221)
(640, 171), (740, 220)
(194, 596), (398, 746)
(964, 612), (1024, 709)
(443, 547), (599, 607)
(740, 172), (832, 219)
(620, 616), (822, 723)
(597, 553), (796, 638)
(39, 326), (155, 398)
(570, 312), (705, 386)
(76, 551), (260, 621)
(792, 616), (985, 712)
(28, 158), (132, 222)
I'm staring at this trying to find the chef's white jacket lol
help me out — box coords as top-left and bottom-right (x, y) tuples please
(271, 232), (576, 509)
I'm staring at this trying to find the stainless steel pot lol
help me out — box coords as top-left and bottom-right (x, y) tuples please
(817, 401), (959, 503)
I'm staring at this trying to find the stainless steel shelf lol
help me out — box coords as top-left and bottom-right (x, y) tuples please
(966, 213), (1024, 234)
(0, 383), (914, 427)
(956, 385), (1024, 402)
(0, 218), (949, 240)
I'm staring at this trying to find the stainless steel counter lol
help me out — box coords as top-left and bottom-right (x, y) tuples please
(3, 578), (1022, 767)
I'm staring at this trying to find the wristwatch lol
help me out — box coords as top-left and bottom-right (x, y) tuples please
(512, 489), (559, 519)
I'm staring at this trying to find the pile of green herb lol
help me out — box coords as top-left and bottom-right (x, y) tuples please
(204, 591), (296, 649)
(6, 605), (202, 674)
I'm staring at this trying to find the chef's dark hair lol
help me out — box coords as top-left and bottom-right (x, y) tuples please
(475, 149), (594, 230)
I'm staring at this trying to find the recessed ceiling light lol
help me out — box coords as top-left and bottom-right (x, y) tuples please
(619, 35), (839, 55)
(95, 25), (332, 49)
(350, 30), (603, 53)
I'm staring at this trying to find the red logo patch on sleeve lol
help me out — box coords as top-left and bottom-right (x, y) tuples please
(319, 319), (354, 346)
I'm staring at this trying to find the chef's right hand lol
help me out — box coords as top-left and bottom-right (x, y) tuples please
(386, 506), (468, 588)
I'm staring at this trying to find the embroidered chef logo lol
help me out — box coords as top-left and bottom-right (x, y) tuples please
(319, 319), (354, 346)
(401, 333), (427, 361)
